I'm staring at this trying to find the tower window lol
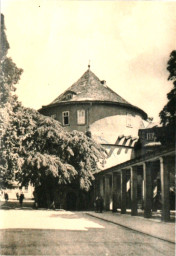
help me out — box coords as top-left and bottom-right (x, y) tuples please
(77, 110), (86, 125)
(62, 111), (69, 125)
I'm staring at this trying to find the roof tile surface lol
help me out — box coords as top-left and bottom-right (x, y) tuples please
(50, 69), (131, 105)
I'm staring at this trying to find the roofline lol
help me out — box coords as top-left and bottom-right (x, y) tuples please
(96, 145), (175, 176)
(39, 100), (148, 120)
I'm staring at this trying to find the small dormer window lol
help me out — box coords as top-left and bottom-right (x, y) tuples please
(62, 111), (69, 125)
(65, 94), (72, 100)
(77, 110), (86, 125)
(61, 91), (76, 101)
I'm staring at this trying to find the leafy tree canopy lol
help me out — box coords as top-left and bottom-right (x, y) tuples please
(0, 14), (106, 193)
(159, 50), (176, 129)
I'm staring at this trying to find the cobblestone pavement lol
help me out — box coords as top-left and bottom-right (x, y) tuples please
(0, 209), (175, 255)
(86, 211), (175, 243)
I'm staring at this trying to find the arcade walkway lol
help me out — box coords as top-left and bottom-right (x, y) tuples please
(94, 146), (175, 222)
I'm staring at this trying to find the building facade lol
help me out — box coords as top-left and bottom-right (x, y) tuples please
(39, 67), (175, 219)
(38, 67), (150, 210)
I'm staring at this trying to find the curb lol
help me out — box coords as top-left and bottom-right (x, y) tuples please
(86, 213), (175, 244)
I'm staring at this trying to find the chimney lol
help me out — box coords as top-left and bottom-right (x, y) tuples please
(101, 80), (106, 86)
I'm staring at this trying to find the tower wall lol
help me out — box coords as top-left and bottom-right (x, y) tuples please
(40, 102), (145, 140)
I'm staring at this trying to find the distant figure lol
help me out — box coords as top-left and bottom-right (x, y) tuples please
(153, 192), (161, 211)
(33, 191), (38, 209)
(19, 192), (24, 206)
(95, 196), (104, 213)
(16, 192), (19, 200)
(4, 193), (8, 202)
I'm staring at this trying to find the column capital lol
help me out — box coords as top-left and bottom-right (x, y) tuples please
(159, 156), (164, 164)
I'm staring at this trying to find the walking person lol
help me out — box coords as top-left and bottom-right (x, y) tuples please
(19, 192), (24, 207)
(33, 191), (38, 209)
(16, 192), (19, 200)
(4, 192), (9, 202)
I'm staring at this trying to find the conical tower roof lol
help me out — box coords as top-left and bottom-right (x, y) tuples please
(51, 69), (130, 104)
(43, 68), (147, 119)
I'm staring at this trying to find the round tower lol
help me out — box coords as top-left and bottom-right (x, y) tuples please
(39, 68), (148, 167)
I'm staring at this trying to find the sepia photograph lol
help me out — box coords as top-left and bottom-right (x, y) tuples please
(0, 0), (175, 255)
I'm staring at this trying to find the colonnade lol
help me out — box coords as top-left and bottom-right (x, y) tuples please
(95, 155), (173, 222)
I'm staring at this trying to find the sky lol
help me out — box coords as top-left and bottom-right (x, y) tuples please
(2, 0), (176, 122)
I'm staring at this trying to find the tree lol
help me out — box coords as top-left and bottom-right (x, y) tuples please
(0, 14), (23, 187)
(159, 51), (176, 127)
(0, 14), (106, 205)
(159, 50), (176, 144)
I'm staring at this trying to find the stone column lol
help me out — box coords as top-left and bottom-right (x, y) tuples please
(112, 172), (118, 212)
(105, 175), (110, 210)
(143, 162), (152, 218)
(131, 166), (138, 216)
(160, 157), (170, 221)
(100, 176), (104, 198)
(121, 170), (126, 214)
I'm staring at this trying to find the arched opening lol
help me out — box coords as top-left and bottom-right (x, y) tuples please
(66, 192), (77, 210)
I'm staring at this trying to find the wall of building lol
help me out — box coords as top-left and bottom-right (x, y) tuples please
(89, 107), (144, 144)
(40, 103), (90, 133)
(40, 102), (145, 143)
